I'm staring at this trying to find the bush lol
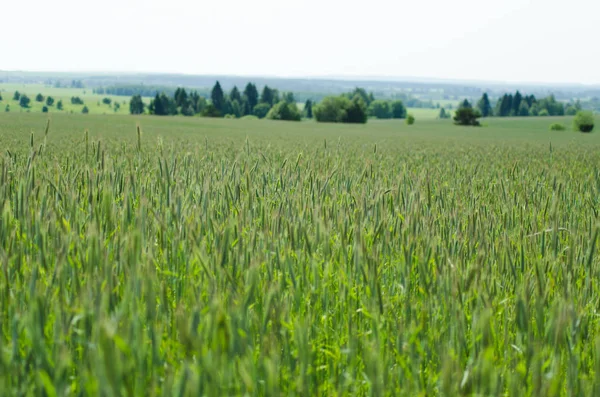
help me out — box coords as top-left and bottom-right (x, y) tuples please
(453, 107), (481, 126)
(266, 101), (302, 121)
(71, 97), (84, 105)
(252, 103), (271, 119)
(102, 98), (112, 105)
(46, 96), (55, 106)
(538, 109), (549, 117)
(19, 95), (31, 108)
(36, 93), (44, 102)
(313, 95), (367, 124)
(406, 114), (415, 125)
(42, 106), (49, 113)
(57, 100), (63, 110)
(224, 114), (237, 119)
(241, 115), (259, 121)
(5, 105), (9, 112)
(549, 123), (566, 131)
(82, 106), (89, 114)
(201, 104), (221, 118)
(573, 111), (595, 133)
(391, 100), (407, 119)
(368, 100), (392, 119)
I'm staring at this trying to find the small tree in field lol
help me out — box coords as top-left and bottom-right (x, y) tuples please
(82, 106), (89, 114)
(46, 96), (55, 106)
(406, 114), (415, 125)
(42, 106), (49, 113)
(573, 111), (594, 133)
(13, 91), (20, 100)
(453, 107), (481, 126)
(0, 93), (3, 101)
(36, 93), (44, 102)
(19, 95), (31, 108)
(57, 100), (63, 110)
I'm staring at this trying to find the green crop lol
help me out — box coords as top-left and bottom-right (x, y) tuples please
(1, 113), (600, 396)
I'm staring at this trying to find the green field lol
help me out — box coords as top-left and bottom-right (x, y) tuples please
(1, 112), (600, 395)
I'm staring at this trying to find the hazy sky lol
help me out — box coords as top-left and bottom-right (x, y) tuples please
(3, 0), (599, 84)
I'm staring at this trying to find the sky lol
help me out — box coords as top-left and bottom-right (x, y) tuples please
(3, 0), (599, 85)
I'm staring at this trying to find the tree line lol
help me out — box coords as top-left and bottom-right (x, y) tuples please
(129, 83), (410, 124)
(475, 92), (580, 117)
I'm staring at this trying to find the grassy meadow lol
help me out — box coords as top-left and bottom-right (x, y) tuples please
(1, 111), (600, 396)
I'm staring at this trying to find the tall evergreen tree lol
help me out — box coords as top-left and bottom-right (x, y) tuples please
(512, 91), (522, 116)
(211, 81), (226, 114)
(260, 86), (278, 106)
(230, 86), (242, 103)
(459, 99), (472, 109)
(476, 93), (493, 117)
(243, 83), (259, 112)
(304, 100), (313, 119)
(174, 88), (188, 108)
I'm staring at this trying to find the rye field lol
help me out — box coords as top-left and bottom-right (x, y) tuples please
(1, 112), (600, 396)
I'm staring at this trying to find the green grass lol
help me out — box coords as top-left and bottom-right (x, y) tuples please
(1, 112), (600, 395)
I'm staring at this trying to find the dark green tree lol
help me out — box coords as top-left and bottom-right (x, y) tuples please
(0, 93), (3, 101)
(13, 91), (20, 100)
(129, 95), (145, 114)
(42, 106), (48, 113)
(573, 111), (594, 133)
(82, 106), (89, 114)
(438, 108), (450, 119)
(260, 86), (279, 106)
(201, 104), (221, 118)
(453, 107), (481, 126)
(460, 99), (472, 109)
(102, 97), (112, 105)
(345, 95), (368, 124)
(283, 92), (295, 104)
(518, 101), (530, 116)
(313, 96), (350, 123)
(46, 96), (55, 106)
(174, 88), (188, 108)
(512, 91), (522, 116)
(368, 100), (392, 119)
(346, 88), (373, 106)
(266, 101), (302, 121)
(36, 93), (45, 102)
(304, 100), (313, 119)
(230, 86), (242, 103)
(211, 81), (226, 114)
(19, 95), (31, 108)
(4, 104), (9, 112)
(391, 100), (407, 119)
(253, 103), (271, 119)
(71, 97), (84, 105)
(243, 83), (259, 112)
(476, 93), (493, 117)
(57, 100), (63, 110)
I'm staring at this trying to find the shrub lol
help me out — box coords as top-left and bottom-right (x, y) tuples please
(201, 104), (221, 118)
(313, 95), (367, 124)
(241, 115), (259, 121)
(71, 97), (84, 105)
(36, 93), (44, 102)
(224, 114), (236, 119)
(453, 107), (481, 126)
(42, 106), (49, 113)
(82, 106), (89, 114)
(266, 101), (302, 121)
(46, 96), (55, 106)
(57, 100), (63, 110)
(549, 123), (566, 131)
(5, 105), (9, 112)
(19, 95), (31, 108)
(538, 109), (549, 117)
(368, 100), (392, 119)
(406, 114), (415, 125)
(573, 111), (595, 133)
(252, 103), (271, 119)
(102, 98), (112, 105)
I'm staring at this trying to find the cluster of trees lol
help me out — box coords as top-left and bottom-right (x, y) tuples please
(453, 100), (482, 126)
(132, 82), (306, 121)
(475, 92), (576, 117)
(71, 97), (84, 105)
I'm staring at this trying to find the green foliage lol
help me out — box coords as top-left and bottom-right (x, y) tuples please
(368, 100), (392, 119)
(314, 96), (349, 123)
(345, 87), (374, 106)
(46, 96), (55, 106)
(13, 91), (20, 100)
(71, 96), (84, 105)
(252, 103), (271, 119)
(102, 97), (112, 105)
(477, 93), (493, 117)
(19, 94), (31, 108)
(113, 102), (121, 113)
(56, 100), (63, 110)
(344, 95), (368, 124)
(129, 95), (145, 115)
(573, 111), (595, 133)
(81, 105), (89, 114)
(149, 93), (177, 116)
(240, 114), (259, 120)
(266, 101), (301, 121)
(201, 104), (221, 118)
(4, 104), (9, 112)
(304, 99), (313, 119)
(438, 108), (450, 119)
(518, 101), (530, 116)
(211, 81), (226, 114)
(42, 106), (48, 113)
(391, 100), (407, 119)
(0, 93), (3, 101)
(230, 86), (242, 103)
(243, 83), (259, 113)
(539, 109), (549, 117)
(453, 107), (481, 126)
(260, 85), (279, 107)
(35, 93), (44, 102)
(549, 123), (566, 131)
(174, 88), (188, 108)
(406, 113), (415, 125)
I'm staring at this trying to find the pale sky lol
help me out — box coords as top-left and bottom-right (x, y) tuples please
(3, 0), (599, 84)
